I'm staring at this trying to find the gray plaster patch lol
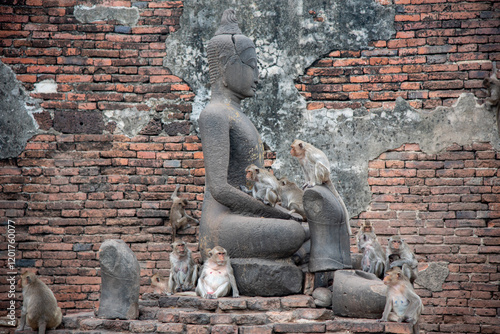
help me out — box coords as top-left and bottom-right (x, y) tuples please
(0, 60), (40, 159)
(104, 108), (153, 138)
(74, 5), (140, 26)
(165, 0), (500, 216)
(415, 262), (449, 292)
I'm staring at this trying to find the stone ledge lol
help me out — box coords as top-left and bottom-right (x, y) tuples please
(36, 295), (415, 334)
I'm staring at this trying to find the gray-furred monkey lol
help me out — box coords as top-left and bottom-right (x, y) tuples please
(356, 221), (385, 279)
(483, 61), (500, 133)
(196, 246), (239, 299)
(243, 164), (281, 207)
(18, 271), (62, 334)
(168, 240), (198, 295)
(386, 235), (418, 284)
(290, 139), (351, 234)
(278, 176), (306, 220)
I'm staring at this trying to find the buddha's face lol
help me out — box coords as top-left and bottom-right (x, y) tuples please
(223, 39), (258, 99)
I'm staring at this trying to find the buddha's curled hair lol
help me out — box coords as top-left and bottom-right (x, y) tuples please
(207, 9), (242, 85)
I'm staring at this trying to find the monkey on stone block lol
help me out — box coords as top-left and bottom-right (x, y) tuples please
(379, 267), (424, 334)
(196, 246), (239, 299)
(18, 271), (62, 334)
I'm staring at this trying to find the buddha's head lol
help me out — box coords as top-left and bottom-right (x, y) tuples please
(207, 9), (258, 99)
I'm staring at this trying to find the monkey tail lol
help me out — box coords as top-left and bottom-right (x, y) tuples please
(171, 184), (180, 199)
(325, 180), (352, 235)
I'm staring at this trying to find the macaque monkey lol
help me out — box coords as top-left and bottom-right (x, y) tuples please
(243, 164), (280, 207)
(169, 184), (199, 239)
(150, 273), (169, 294)
(18, 271), (62, 334)
(290, 139), (351, 234)
(483, 61), (500, 133)
(379, 267), (424, 334)
(386, 235), (418, 284)
(196, 246), (239, 299)
(356, 222), (385, 279)
(278, 176), (306, 219)
(168, 240), (198, 295)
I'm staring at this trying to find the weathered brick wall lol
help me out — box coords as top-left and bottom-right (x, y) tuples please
(0, 0), (499, 333)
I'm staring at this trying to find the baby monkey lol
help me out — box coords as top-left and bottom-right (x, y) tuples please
(483, 61), (500, 133)
(379, 267), (424, 334)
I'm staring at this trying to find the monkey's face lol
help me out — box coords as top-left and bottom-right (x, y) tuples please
(215, 251), (226, 266)
(390, 239), (402, 250)
(176, 243), (186, 255)
(245, 165), (259, 181)
(290, 140), (304, 158)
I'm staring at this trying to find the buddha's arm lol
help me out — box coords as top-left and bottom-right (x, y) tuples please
(199, 111), (292, 220)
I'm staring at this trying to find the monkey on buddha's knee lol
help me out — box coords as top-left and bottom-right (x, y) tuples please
(290, 139), (351, 234)
(18, 271), (62, 334)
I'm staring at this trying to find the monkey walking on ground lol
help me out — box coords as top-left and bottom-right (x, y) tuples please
(356, 221), (386, 279)
(386, 235), (418, 284)
(18, 271), (63, 334)
(379, 267), (424, 334)
(483, 61), (500, 134)
(290, 139), (351, 234)
(196, 246), (239, 299)
(242, 164), (281, 207)
(278, 176), (306, 220)
(169, 184), (199, 239)
(168, 240), (198, 295)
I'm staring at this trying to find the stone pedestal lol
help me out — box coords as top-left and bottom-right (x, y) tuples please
(331, 270), (386, 319)
(98, 239), (140, 320)
(231, 258), (303, 296)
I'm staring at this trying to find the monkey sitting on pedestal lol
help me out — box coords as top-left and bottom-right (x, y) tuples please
(290, 139), (351, 234)
(18, 271), (62, 334)
(196, 246), (239, 299)
(379, 267), (424, 334)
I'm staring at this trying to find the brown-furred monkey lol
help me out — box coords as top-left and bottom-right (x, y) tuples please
(356, 221), (385, 279)
(18, 271), (63, 334)
(379, 267), (424, 334)
(168, 240), (198, 295)
(290, 139), (351, 234)
(386, 235), (418, 284)
(150, 273), (169, 294)
(196, 246), (239, 299)
(483, 61), (500, 133)
(243, 164), (281, 207)
(169, 184), (199, 239)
